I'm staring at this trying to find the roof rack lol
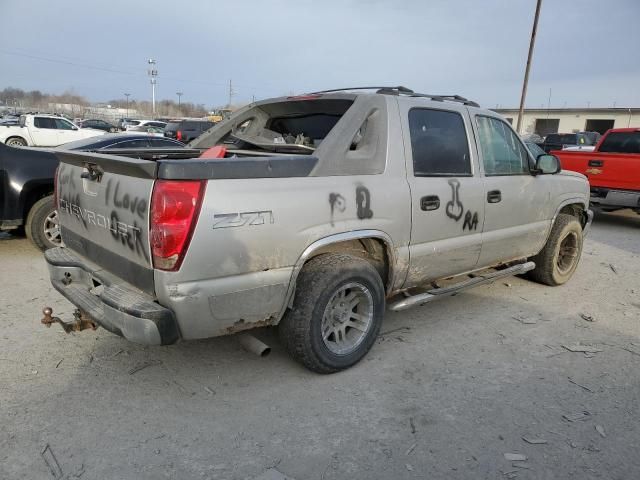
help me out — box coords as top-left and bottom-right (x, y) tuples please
(308, 86), (480, 107)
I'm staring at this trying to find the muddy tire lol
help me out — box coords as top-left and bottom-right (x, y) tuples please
(5, 137), (27, 147)
(25, 195), (61, 251)
(529, 214), (583, 286)
(279, 253), (385, 373)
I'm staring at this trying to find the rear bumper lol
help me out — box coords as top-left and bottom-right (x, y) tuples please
(45, 247), (179, 345)
(590, 188), (640, 210)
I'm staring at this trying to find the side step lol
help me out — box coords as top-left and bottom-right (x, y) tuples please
(388, 261), (535, 312)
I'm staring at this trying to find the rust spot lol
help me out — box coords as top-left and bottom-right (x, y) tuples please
(224, 317), (273, 335)
(41, 307), (98, 334)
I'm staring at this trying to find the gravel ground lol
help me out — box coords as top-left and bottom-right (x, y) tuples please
(1, 210), (639, 480)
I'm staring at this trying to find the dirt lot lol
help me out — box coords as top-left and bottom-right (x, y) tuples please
(1, 211), (639, 480)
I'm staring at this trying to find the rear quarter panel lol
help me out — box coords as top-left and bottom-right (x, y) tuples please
(155, 172), (412, 339)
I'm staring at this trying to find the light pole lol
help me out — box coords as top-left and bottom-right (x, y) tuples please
(124, 93), (131, 118)
(176, 92), (183, 114)
(147, 59), (158, 117)
(516, 0), (543, 134)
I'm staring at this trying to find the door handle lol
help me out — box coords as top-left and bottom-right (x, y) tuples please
(588, 159), (603, 167)
(420, 195), (440, 211)
(487, 190), (502, 203)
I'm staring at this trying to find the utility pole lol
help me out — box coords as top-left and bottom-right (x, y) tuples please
(148, 59), (158, 117)
(516, 0), (543, 134)
(228, 79), (234, 108)
(176, 92), (183, 114)
(124, 93), (131, 117)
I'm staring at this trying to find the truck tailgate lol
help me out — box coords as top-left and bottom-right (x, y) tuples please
(556, 150), (640, 191)
(55, 151), (157, 293)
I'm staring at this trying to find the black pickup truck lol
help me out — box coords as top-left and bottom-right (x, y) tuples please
(0, 137), (200, 250)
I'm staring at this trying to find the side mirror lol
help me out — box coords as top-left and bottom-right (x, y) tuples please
(534, 153), (561, 175)
(72, 126), (78, 130)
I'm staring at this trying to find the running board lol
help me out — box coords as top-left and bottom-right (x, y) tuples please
(388, 261), (535, 312)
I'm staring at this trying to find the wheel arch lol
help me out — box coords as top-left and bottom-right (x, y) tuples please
(276, 230), (397, 323)
(20, 180), (54, 222)
(5, 136), (28, 146)
(554, 198), (590, 229)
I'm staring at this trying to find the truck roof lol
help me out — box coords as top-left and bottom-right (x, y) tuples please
(254, 86), (480, 109)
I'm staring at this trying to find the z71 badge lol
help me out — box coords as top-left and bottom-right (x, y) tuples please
(212, 210), (274, 229)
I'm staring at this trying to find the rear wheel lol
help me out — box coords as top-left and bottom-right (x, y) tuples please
(279, 253), (385, 373)
(25, 195), (61, 251)
(5, 137), (27, 147)
(529, 214), (583, 286)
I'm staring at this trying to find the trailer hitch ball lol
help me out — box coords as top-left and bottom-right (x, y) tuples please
(41, 307), (59, 328)
(41, 307), (98, 333)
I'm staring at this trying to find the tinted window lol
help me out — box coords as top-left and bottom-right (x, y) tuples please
(545, 134), (577, 145)
(165, 122), (180, 131)
(106, 139), (150, 149)
(408, 109), (471, 176)
(149, 138), (184, 147)
(598, 132), (640, 154)
(147, 121), (166, 128)
(34, 117), (57, 129)
(476, 116), (530, 175)
(55, 119), (75, 130)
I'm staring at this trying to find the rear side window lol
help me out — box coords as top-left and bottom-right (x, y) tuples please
(408, 108), (471, 176)
(149, 138), (183, 147)
(598, 132), (640, 154)
(34, 117), (57, 129)
(107, 139), (151, 149)
(55, 119), (75, 130)
(476, 116), (530, 175)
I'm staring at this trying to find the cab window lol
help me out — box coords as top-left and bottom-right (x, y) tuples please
(476, 116), (530, 175)
(408, 108), (471, 176)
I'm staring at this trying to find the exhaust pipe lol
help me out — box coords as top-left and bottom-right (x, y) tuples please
(238, 333), (271, 357)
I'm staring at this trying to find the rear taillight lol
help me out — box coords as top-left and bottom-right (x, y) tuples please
(176, 130), (182, 141)
(53, 165), (60, 208)
(150, 180), (206, 271)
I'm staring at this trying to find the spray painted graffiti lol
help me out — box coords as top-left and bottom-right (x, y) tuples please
(356, 186), (373, 220)
(445, 179), (464, 221)
(328, 193), (346, 226)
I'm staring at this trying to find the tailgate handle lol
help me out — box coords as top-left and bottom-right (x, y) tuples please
(81, 163), (104, 182)
(420, 195), (440, 211)
(588, 159), (603, 167)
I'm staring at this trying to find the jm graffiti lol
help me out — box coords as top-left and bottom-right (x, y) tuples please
(445, 179), (464, 221)
(328, 193), (346, 226)
(356, 186), (373, 220)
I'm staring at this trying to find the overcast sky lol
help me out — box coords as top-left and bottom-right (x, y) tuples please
(1, 0), (638, 108)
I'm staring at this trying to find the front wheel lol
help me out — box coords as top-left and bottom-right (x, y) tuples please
(279, 253), (385, 373)
(5, 137), (27, 147)
(529, 214), (583, 286)
(25, 195), (62, 251)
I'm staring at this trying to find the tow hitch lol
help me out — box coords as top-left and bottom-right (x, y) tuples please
(41, 307), (98, 333)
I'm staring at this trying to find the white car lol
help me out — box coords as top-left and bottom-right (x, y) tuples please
(124, 119), (167, 131)
(0, 114), (105, 147)
(120, 125), (166, 137)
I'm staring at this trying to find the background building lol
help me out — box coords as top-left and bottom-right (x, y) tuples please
(493, 107), (640, 137)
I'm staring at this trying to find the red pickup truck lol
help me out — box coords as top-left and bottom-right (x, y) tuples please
(553, 128), (640, 214)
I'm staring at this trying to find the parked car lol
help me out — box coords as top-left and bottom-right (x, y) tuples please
(124, 120), (167, 131)
(0, 136), (197, 250)
(43, 87), (592, 373)
(164, 119), (214, 142)
(553, 128), (640, 214)
(524, 141), (546, 158)
(0, 114), (105, 147)
(541, 132), (593, 153)
(77, 118), (118, 133)
(122, 125), (166, 137)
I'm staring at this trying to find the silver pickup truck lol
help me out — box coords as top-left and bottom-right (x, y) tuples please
(43, 86), (592, 373)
